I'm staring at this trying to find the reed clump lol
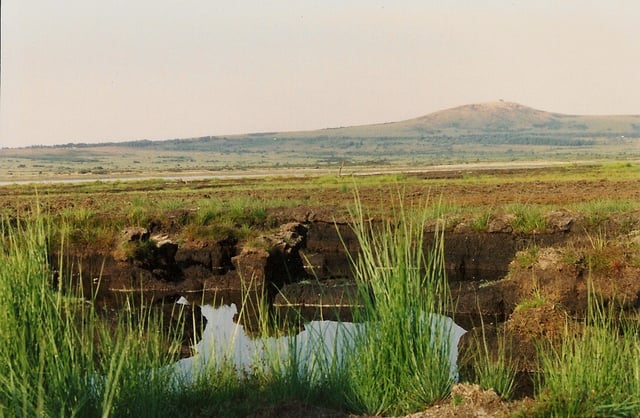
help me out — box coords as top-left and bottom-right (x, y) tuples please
(0, 212), (188, 417)
(340, 191), (458, 416)
(533, 290), (640, 417)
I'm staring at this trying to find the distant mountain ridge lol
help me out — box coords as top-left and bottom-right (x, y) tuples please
(411, 101), (564, 130)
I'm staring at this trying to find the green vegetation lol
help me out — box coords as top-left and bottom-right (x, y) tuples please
(573, 199), (639, 228)
(0, 213), (187, 417)
(2, 162), (640, 241)
(3, 162), (640, 416)
(342, 192), (455, 415)
(468, 208), (493, 232)
(534, 292), (640, 417)
(505, 203), (546, 233)
(0, 194), (464, 417)
(469, 324), (517, 400)
(514, 290), (549, 312)
(514, 245), (540, 269)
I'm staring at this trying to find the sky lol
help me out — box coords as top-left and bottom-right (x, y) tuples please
(1, 1), (639, 148)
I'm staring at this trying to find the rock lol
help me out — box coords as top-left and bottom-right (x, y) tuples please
(232, 247), (270, 289)
(505, 302), (572, 344)
(545, 209), (575, 232)
(182, 264), (214, 280)
(502, 302), (578, 373)
(450, 281), (507, 329)
(156, 241), (178, 267)
(501, 241), (640, 316)
(299, 250), (326, 277)
(451, 383), (504, 410)
(211, 237), (237, 274)
(453, 222), (474, 234)
(237, 222), (310, 290)
(305, 221), (357, 279)
(443, 233), (515, 282)
(406, 383), (512, 418)
(502, 247), (586, 313)
(274, 222), (307, 253)
(150, 233), (171, 246)
(176, 246), (212, 268)
(152, 268), (170, 280)
(488, 214), (515, 233)
(278, 222), (307, 250)
(175, 238), (237, 275)
(122, 226), (149, 242)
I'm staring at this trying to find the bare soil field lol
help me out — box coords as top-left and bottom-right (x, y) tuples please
(3, 162), (640, 211)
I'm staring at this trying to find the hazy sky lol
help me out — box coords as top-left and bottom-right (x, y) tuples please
(1, 1), (639, 148)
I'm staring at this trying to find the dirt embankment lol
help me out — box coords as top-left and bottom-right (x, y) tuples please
(40, 197), (640, 415)
(58, 208), (562, 312)
(6, 165), (633, 416)
(56, 203), (640, 363)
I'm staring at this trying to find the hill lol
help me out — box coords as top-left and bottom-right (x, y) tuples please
(263, 101), (640, 139)
(2, 101), (639, 181)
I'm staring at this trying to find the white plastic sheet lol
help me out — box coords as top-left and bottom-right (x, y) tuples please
(170, 303), (466, 383)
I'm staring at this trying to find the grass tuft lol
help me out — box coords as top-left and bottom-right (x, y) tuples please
(470, 323), (517, 400)
(0, 211), (189, 417)
(340, 190), (458, 416)
(534, 285), (640, 417)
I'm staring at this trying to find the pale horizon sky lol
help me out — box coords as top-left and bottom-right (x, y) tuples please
(1, 1), (639, 148)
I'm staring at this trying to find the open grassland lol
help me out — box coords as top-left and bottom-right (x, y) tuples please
(2, 142), (639, 184)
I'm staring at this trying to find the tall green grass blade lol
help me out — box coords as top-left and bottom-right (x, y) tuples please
(535, 279), (640, 417)
(340, 189), (458, 416)
(0, 211), (189, 417)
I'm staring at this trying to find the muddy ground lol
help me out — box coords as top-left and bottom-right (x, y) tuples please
(3, 165), (640, 417)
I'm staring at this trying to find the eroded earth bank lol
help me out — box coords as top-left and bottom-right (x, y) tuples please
(5, 165), (640, 416)
(58, 203), (640, 397)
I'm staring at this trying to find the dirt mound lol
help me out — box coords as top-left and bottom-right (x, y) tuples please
(406, 384), (526, 418)
(501, 235), (640, 316)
